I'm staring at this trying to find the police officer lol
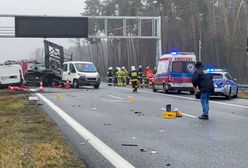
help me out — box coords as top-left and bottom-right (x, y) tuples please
(192, 62), (214, 120)
(107, 67), (113, 86)
(129, 66), (139, 92)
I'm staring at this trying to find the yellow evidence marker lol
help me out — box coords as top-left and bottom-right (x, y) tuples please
(128, 96), (134, 103)
(56, 93), (62, 101)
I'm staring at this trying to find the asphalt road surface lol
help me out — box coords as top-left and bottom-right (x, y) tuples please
(36, 84), (248, 168)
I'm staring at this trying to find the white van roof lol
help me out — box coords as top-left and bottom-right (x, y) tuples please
(63, 61), (93, 64)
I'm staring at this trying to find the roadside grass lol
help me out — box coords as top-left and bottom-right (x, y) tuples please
(0, 89), (86, 168)
(238, 90), (248, 99)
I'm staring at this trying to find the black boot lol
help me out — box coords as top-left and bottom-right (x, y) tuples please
(198, 115), (209, 120)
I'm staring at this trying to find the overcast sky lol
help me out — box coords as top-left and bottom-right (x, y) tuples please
(0, 0), (85, 62)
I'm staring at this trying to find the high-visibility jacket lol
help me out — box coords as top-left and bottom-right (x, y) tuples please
(129, 70), (138, 81)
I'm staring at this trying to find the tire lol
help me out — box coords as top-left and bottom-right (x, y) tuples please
(152, 84), (157, 92)
(94, 84), (100, 89)
(233, 87), (238, 98)
(163, 84), (169, 94)
(73, 79), (79, 88)
(225, 89), (232, 100)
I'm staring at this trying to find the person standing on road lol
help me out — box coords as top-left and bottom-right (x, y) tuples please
(129, 66), (139, 92)
(107, 67), (113, 86)
(192, 62), (214, 120)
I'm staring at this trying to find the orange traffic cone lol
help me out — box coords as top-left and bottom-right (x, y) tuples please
(40, 80), (43, 92)
(65, 80), (70, 89)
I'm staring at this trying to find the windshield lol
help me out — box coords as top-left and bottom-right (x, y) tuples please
(212, 73), (223, 79)
(172, 61), (195, 73)
(75, 63), (97, 72)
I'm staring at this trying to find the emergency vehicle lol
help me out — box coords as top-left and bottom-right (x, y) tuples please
(152, 52), (196, 94)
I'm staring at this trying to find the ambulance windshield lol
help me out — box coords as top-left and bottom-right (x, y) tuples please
(172, 61), (195, 73)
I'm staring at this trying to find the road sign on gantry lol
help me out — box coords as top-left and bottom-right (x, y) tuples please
(15, 16), (88, 38)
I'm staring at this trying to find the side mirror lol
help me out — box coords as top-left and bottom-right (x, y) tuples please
(234, 79), (237, 83)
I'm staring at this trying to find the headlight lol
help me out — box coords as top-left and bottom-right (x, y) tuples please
(78, 73), (86, 77)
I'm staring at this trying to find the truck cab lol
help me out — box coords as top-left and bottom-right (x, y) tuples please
(153, 52), (196, 94)
(62, 61), (101, 89)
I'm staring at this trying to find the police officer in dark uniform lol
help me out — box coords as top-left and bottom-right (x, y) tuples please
(192, 62), (214, 120)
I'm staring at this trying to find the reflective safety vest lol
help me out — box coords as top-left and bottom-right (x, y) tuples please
(130, 70), (138, 80)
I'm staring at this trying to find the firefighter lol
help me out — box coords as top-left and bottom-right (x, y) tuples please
(153, 66), (157, 74)
(120, 67), (128, 86)
(113, 67), (118, 86)
(137, 65), (145, 88)
(129, 66), (139, 92)
(107, 67), (113, 86)
(116, 67), (122, 86)
(144, 66), (153, 87)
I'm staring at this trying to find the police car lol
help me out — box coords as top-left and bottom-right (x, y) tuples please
(196, 69), (238, 99)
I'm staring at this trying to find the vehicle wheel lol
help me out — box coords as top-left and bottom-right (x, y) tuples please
(225, 89), (232, 100)
(152, 85), (157, 92)
(94, 84), (100, 89)
(163, 85), (169, 94)
(73, 79), (79, 88)
(233, 88), (238, 98)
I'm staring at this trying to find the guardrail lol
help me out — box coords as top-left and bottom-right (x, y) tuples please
(238, 84), (248, 91)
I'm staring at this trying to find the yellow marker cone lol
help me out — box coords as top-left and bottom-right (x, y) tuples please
(128, 96), (134, 103)
(56, 93), (62, 101)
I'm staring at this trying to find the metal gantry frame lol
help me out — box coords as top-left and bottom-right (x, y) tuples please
(0, 14), (162, 61)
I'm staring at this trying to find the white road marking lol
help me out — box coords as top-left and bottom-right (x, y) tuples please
(36, 93), (134, 168)
(181, 113), (198, 118)
(103, 99), (128, 103)
(161, 108), (198, 119)
(116, 87), (248, 109)
(108, 95), (123, 100)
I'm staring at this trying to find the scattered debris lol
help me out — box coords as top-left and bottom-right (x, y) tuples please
(151, 150), (157, 154)
(132, 137), (136, 139)
(166, 163), (171, 166)
(159, 129), (165, 133)
(134, 111), (144, 116)
(37, 103), (43, 106)
(104, 123), (111, 126)
(140, 149), (146, 152)
(92, 108), (97, 110)
(121, 144), (138, 147)
(80, 142), (86, 145)
(130, 109), (134, 111)
(29, 96), (38, 101)
(96, 114), (100, 117)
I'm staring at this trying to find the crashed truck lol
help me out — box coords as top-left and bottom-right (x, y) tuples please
(25, 40), (73, 86)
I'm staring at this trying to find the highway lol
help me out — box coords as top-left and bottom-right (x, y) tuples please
(37, 84), (248, 168)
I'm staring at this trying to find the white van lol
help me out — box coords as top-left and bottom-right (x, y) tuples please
(0, 64), (25, 87)
(62, 61), (101, 89)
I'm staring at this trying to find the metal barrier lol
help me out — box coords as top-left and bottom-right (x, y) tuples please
(238, 84), (248, 91)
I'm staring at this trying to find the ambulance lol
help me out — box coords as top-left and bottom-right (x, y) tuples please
(152, 52), (196, 94)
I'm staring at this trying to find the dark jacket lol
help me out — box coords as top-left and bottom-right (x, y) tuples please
(192, 65), (214, 93)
